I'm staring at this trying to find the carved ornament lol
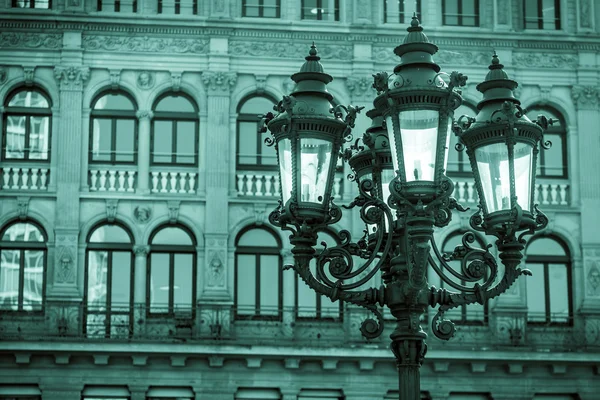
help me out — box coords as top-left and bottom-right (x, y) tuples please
(54, 66), (90, 90)
(201, 71), (237, 94)
(512, 53), (578, 69)
(0, 33), (61, 49)
(571, 85), (600, 110)
(137, 70), (154, 90)
(133, 205), (152, 224)
(82, 35), (209, 54)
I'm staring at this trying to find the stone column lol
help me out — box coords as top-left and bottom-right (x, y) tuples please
(572, 85), (600, 313)
(80, 107), (91, 191)
(136, 110), (153, 194)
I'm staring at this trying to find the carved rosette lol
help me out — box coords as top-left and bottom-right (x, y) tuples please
(54, 66), (90, 91)
(201, 71), (237, 95)
(571, 85), (600, 110)
(345, 76), (376, 102)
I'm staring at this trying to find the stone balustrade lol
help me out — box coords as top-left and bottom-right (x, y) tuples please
(236, 171), (343, 198)
(1, 166), (50, 191)
(150, 170), (197, 194)
(89, 168), (136, 192)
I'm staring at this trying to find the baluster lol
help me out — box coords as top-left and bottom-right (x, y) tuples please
(108, 170), (117, 191)
(151, 172), (159, 193)
(160, 172), (168, 193)
(541, 184), (549, 205)
(127, 171), (136, 192)
(3, 167), (11, 190)
(457, 181), (466, 203)
(188, 173), (196, 194)
(178, 172), (187, 193)
(550, 184), (559, 205)
(264, 174), (273, 196)
(89, 170), (98, 191)
(40, 169), (48, 190)
(12, 168), (21, 190)
(255, 174), (264, 196)
(333, 177), (341, 198)
(273, 175), (280, 197)
(236, 174), (244, 195)
(559, 184), (568, 205)
(533, 184), (539, 205)
(466, 182), (475, 203)
(245, 174), (254, 196)
(98, 170), (107, 191)
(31, 168), (40, 189)
(169, 172), (178, 194)
(117, 170), (126, 192)
(20, 168), (29, 189)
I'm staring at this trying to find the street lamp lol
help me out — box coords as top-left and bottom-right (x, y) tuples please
(260, 17), (551, 400)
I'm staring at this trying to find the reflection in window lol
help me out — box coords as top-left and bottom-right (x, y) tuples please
(525, 236), (572, 324)
(242, 0), (280, 17)
(152, 93), (199, 165)
(525, 106), (568, 178)
(0, 221), (46, 312)
(11, 0), (51, 8)
(90, 91), (137, 164)
(442, 0), (479, 26)
(85, 223), (133, 338)
(3, 88), (52, 161)
(97, 0), (137, 12)
(524, 0), (560, 30)
(148, 225), (196, 316)
(296, 231), (342, 320)
(157, 0), (197, 14)
(301, 0), (339, 21)
(383, 0), (422, 24)
(236, 95), (278, 169)
(235, 226), (282, 319)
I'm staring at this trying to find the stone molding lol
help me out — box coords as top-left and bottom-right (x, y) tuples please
(133, 245), (150, 257)
(201, 71), (237, 94)
(54, 66), (90, 91)
(571, 85), (600, 110)
(82, 35), (209, 54)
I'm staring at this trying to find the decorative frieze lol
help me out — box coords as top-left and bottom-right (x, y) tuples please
(201, 71), (237, 94)
(82, 35), (209, 54)
(571, 85), (600, 110)
(229, 41), (352, 61)
(54, 66), (90, 91)
(0, 32), (61, 49)
(512, 52), (578, 68)
(372, 48), (489, 65)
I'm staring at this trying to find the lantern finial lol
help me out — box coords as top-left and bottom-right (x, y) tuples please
(476, 52), (518, 108)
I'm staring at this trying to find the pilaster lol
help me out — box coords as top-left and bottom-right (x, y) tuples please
(201, 234), (229, 300)
(494, 0), (513, 30)
(48, 228), (81, 299)
(136, 110), (153, 194)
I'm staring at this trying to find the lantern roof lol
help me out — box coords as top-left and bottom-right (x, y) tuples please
(393, 15), (440, 73)
(476, 52), (519, 109)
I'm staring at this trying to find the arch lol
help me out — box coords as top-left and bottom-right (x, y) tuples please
(234, 223), (282, 248)
(90, 88), (138, 110)
(525, 231), (574, 258)
(0, 77), (59, 110)
(144, 79), (206, 114)
(228, 216), (287, 250)
(0, 211), (54, 243)
(84, 79), (140, 112)
(152, 91), (199, 112)
(79, 213), (140, 246)
(141, 215), (203, 247)
(85, 220), (135, 244)
(230, 83), (283, 114)
(148, 222), (197, 246)
(521, 97), (574, 130)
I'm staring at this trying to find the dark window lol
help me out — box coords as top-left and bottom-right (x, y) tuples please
(242, 0), (280, 17)
(97, 0), (137, 12)
(524, 0), (560, 29)
(0, 220), (46, 312)
(3, 88), (52, 162)
(151, 93), (199, 166)
(301, 0), (340, 21)
(383, 0), (421, 24)
(235, 226), (282, 320)
(90, 91), (138, 165)
(296, 231), (343, 320)
(525, 106), (568, 178)
(147, 225), (197, 317)
(442, 0), (479, 26)
(236, 95), (278, 170)
(157, 0), (197, 14)
(447, 102), (477, 175)
(11, 0), (51, 8)
(84, 223), (134, 338)
(525, 236), (572, 325)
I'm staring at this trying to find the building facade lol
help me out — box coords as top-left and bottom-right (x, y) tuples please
(0, 0), (599, 399)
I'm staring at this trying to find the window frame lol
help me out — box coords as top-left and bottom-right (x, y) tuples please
(97, 0), (137, 12)
(0, 219), (47, 314)
(150, 92), (199, 167)
(146, 224), (197, 318)
(234, 225), (283, 321)
(383, 0), (422, 24)
(2, 87), (53, 163)
(89, 90), (139, 165)
(157, 0), (198, 15)
(441, 0), (480, 27)
(524, 105), (568, 179)
(242, 0), (281, 18)
(523, 0), (561, 30)
(301, 0), (340, 21)
(236, 94), (279, 171)
(525, 235), (573, 326)
(11, 0), (51, 8)
(83, 222), (135, 338)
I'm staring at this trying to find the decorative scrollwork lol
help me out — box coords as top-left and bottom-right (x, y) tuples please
(360, 308), (385, 339)
(431, 310), (456, 340)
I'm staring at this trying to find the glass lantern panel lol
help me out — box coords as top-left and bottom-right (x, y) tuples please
(385, 116), (400, 174)
(442, 116), (453, 174)
(475, 143), (511, 214)
(299, 138), (333, 203)
(399, 110), (439, 182)
(381, 168), (397, 223)
(278, 138), (293, 205)
(514, 142), (533, 211)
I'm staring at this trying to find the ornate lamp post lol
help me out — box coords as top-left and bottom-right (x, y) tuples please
(260, 17), (551, 400)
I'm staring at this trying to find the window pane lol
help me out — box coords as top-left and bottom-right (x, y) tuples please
(5, 115), (26, 159)
(302, 0), (318, 19)
(154, 120), (173, 163)
(526, 263), (546, 321)
(260, 129), (277, 165)
(176, 121), (196, 164)
(28, 116), (50, 159)
(244, 0), (259, 16)
(155, 95), (195, 113)
(174, 253), (193, 311)
(237, 254), (256, 314)
(22, 250), (43, 311)
(0, 250), (21, 310)
(150, 253), (170, 312)
(526, 237), (566, 256)
(240, 97), (276, 114)
(2, 223), (44, 242)
(237, 228), (278, 247)
(263, 0), (278, 17)
(297, 271), (317, 318)
(115, 119), (135, 162)
(87, 251), (108, 307)
(541, 133), (564, 176)
(92, 118), (112, 162)
(8, 90), (49, 108)
(94, 94), (134, 110)
(542, 0), (556, 29)
(524, 0), (539, 28)
(110, 251), (131, 310)
(548, 264), (569, 322)
(462, 0), (477, 25)
(152, 227), (193, 245)
(444, 0), (459, 25)
(260, 254), (279, 315)
(89, 224), (131, 243)
(238, 122), (258, 165)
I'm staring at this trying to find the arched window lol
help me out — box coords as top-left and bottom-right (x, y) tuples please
(525, 106), (567, 178)
(90, 91), (138, 164)
(437, 231), (489, 324)
(85, 223), (134, 338)
(447, 102), (476, 175)
(3, 88), (52, 161)
(525, 236), (572, 324)
(235, 226), (282, 319)
(151, 93), (199, 166)
(0, 220), (46, 312)
(296, 230), (342, 320)
(148, 225), (196, 316)
(236, 95), (278, 169)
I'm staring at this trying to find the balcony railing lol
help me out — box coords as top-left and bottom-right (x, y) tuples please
(236, 170), (343, 198)
(89, 167), (137, 192)
(150, 169), (197, 194)
(0, 165), (50, 191)
(0, 302), (597, 352)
